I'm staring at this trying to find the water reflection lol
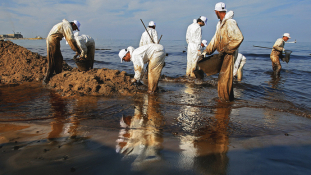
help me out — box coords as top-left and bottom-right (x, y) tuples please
(116, 94), (163, 170)
(178, 102), (231, 174)
(268, 72), (282, 89)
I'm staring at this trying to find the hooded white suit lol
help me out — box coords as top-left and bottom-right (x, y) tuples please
(186, 20), (202, 77)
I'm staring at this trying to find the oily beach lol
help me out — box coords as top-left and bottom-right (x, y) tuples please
(1, 39), (311, 174)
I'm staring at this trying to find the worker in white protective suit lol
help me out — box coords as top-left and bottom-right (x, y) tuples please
(119, 44), (166, 93)
(73, 32), (96, 69)
(202, 2), (244, 101)
(186, 16), (207, 78)
(233, 53), (246, 81)
(270, 33), (290, 76)
(139, 21), (158, 46)
(43, 19), (81, 84)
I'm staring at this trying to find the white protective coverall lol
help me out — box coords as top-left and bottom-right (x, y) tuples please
(74, 33), (96, 69)
(203, 11), (244, 101)
(270, 38), (285, 75)
(43, 19), (79, 83)
(233, 53), (246, 81)
(186, 20), (202, 77)
(139, 28), (158, 47)
(127, 44), (166, 92)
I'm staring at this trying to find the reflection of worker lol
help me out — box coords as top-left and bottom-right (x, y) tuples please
(116, 95), (163, 168)
(186, 16), (207, 78)
(139, 21), (158, 46)
(119, 44), (166, 93)
(233, 53), (246, 81)
(74, 32), (96, 69)
(270, 33), (290, 76)
(43, 19), (81, 84)
(202, 2), (243, 102)
(178, 101), (231, 174)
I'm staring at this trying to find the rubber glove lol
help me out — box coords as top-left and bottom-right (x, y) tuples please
(130, 78), (137, 84)
(202, 51), (207, 57)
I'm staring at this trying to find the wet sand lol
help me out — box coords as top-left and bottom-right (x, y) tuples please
(1, 82), (311, 174)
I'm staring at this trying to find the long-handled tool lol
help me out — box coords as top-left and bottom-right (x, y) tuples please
(253, 45), (272, 49)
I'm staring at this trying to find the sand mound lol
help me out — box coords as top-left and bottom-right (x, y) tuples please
(48, 68), (137, 96)
(0, 40), (138, 96)
(0, 40), (71, 84)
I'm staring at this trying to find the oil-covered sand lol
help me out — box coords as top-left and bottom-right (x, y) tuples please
(1, 41), (311, 174)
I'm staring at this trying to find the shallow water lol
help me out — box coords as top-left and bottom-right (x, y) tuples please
(1, 39), (311, 174)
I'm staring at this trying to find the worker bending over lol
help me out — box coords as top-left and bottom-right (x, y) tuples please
(202, 2), (244, 101)
(43, 19), (81, 84)
(186, 16), (207, 78)
(119, 44), (166, 93)
(74, 32), (96, 69)
(233, 53), (246, 81)
(270, 33), (290, 76)
(139, 21), (158, 46)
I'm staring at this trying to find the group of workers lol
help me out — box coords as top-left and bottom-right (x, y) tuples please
(42, 2), (291, 102)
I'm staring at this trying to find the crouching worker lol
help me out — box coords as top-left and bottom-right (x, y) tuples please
(119, 44), (166, 93)
(73, 32), (95, 70)
(43, 19), (81, 84)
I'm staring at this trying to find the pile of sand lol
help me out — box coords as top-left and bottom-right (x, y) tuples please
(0, 40), (49, 84)
(49, 68), (137, 96)
(0, 40), (138, 96)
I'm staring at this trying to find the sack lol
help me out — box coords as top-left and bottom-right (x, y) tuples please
(197, 54), (223, 76)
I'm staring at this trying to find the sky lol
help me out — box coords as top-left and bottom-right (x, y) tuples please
(0, 0), (310, 42)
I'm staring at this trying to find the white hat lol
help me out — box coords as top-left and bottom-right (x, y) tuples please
(202, 40), (208, 47)
(73, 20), (81, 31)
(215, 2), (227, 12)
(149, 21), (156, 26)
(200, 16), (207, 25)
(119, 49), (128, 63)
(283, 33), (291, 39)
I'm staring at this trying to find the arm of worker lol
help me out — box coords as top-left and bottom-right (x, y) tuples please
(223, 20), (244, 54)
(139, 33), (144, 47)
(152, 30), (158, 44)
(132, 55), (144, 82)
(63, 21), (80, 54)
(272, 39), (284, 52)
(76, 38), (87, 58)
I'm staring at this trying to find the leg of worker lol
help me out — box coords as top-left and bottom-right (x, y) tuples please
(237, 59), (246, 81)
(54, 40), (63, 74)
(43, 39), (55, 84)
(148, 51), (165, 93)
(190, 54), (199, 78)
(218, 54), (234, 101)
(186, 46), (192, 77)
(88, 44), (95, 69)
(270, 55), (281, 76)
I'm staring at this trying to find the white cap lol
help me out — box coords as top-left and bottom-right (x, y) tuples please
(73, 20), (81, 31)
(149, 21), (156, 27)
(283, 33), (291, 39)
(200, 16), (207, 25)
(119, 49), (128, 63)
(202, 40), (208, 47)
(215, 2), (227, 12)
